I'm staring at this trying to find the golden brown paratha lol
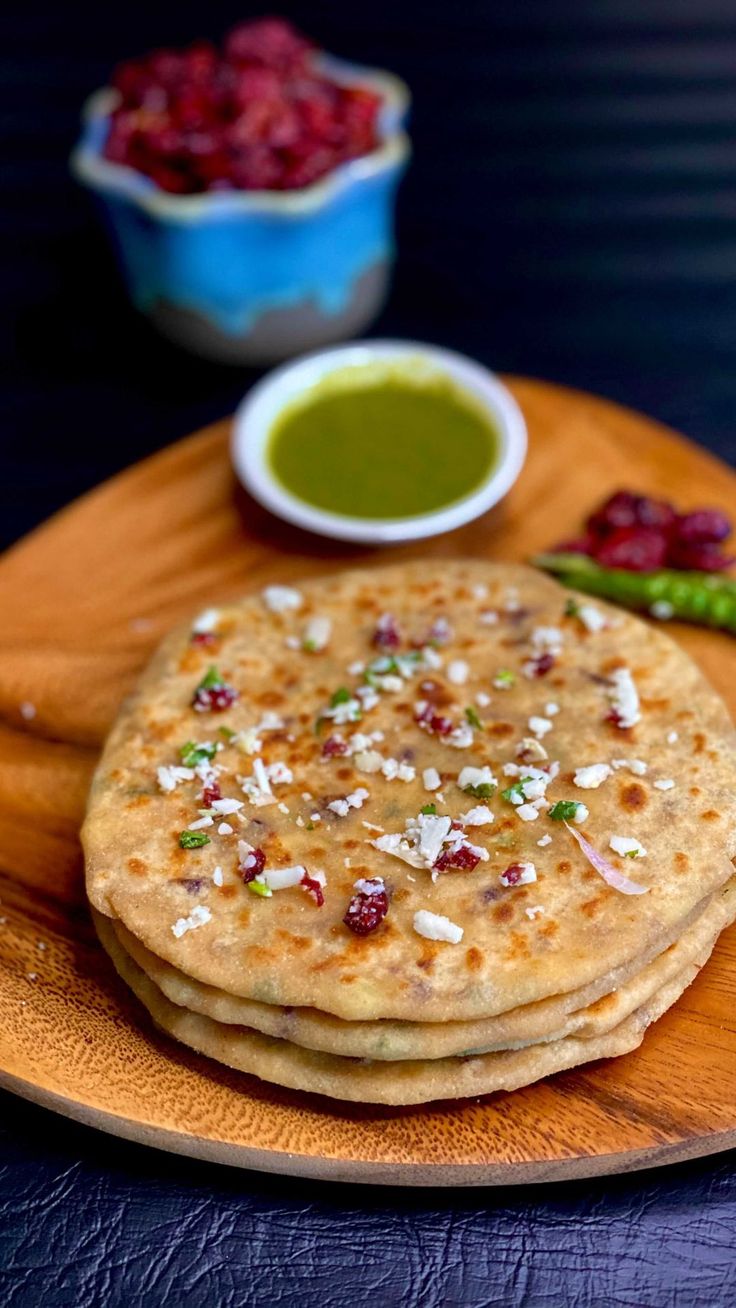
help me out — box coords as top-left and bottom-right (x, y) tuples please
(84, 561), (736, 1022)
(95, 910), (711, 1105)
(111, 878), (736, 1059)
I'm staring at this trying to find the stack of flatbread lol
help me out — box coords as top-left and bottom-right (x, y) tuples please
(84, 562), (736, 1104)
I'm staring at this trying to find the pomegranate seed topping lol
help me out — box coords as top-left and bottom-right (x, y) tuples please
(594, 527), (668, 572)
(636, 498), (677, 532)
(192, 667), (239, 712)
(528, 652), (555, 678)
(193, 683), (239, 711)
(201, 781), (222, 807)
(434, 844), (481, 871)
(372, 613), (401, 650)
(605, 709), (628, 730)
(191, 631), (217, 647)
(415, 703), (454, 735)
(103, 20), (381, 195)
(588, 491), (676, 537)
(674, 509), (731, 545)
(343, 886), (389, 935)
(500, 862), (526, 886)
(321, 735), (349, 758)
(301, 872), (325, 907)
(239, 847), (266, 883)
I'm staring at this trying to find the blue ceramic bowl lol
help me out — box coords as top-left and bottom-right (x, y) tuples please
(71, 57), (410, 364)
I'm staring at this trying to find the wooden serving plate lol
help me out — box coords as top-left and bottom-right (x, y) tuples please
(1, 378), (734, 1186)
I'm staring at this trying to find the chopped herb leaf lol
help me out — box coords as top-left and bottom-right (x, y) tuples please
(302, 640), (317, 652)
(247, 880), (273, 897)
(501, 777), (533, 803)
(217, 725), (236, 741)
(548, 800), (581, 821)
(495, 669), (515, 687)
(420, 803), (437, 816)
(330, 687), (351, 707)
(306, 821), (315, 831)
(564, 598), (580, 617)
(179, 830), (211, 849)
(465, 706), (483, 730)
(197, 665), (223, 691)
(624, 849), (640, 859)
(464, 782), (496, 799)
(180, 739), (217, 767)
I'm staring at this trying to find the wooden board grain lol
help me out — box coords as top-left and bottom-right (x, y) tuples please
(1, 376), (735, 1185)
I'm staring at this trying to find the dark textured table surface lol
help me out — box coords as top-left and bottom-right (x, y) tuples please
(3, 1), (736, 1304)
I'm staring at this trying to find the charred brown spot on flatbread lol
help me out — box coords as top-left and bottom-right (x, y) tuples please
(620, 782), (647, 811)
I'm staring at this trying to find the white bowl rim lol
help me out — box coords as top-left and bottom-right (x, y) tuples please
(70, 55), (411, 222)
(230, 339), (528, 544)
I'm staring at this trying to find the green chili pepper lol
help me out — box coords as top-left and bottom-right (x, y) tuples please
(533, 552), (736, 635)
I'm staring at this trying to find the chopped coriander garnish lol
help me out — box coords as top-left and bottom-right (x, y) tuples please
(420, 803), (437, 816)
(494, 669), (515, 688)
(306, 821), (315, 831)
(624, 849), (640, 859)
(302, 640), (317, 652)
(548, 800), (581, 821)
(197, 665), (223, 691)
(180, 739), (217, 767)
(247, 880), (272, 897)
(217, 725), (236, 741)
(564, 598), (580, 617)
(330, 687), (351, 707)
(465, 706), (483, 730)
(464, 782), (496, 799)
(179, 830), (211, 849)
(501, 777), (533, 803)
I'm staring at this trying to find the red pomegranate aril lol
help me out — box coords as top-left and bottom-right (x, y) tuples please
(192, 682), (239, 712)
(343, 885), (389, 935)
(528, 652), (555, 678)
(201, 781), (222, 807)
(636, 498), (677, 532)
(191, 631), (217, 648)
(587, 491), (641, 536)
(434, 844), (481, 871)
(606, 709), (628, 730)
(500, 862), (526, 886)
(667, 542), (734, 572)
(416, 704), (454, 735)
(321, 735), (348, 758)
(594, 526), (669, 572)
(674, 509), (732, 545)
(372, 614), (401, 650)
(225, 18), (312, 72)
(239, 847), (266, 883)
(301, 872), (325, 907)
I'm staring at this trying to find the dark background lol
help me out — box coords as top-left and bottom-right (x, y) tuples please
(3, 1), (736, 1304)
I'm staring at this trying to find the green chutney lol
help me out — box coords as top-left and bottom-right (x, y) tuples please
(267, 362), (499, 519)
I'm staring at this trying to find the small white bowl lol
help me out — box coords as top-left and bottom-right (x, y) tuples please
(231, 340), (527, 544)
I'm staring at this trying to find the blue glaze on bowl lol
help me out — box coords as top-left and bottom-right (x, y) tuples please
(71, 59), (410, 361)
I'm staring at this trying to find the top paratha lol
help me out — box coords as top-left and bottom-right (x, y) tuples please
(84, 561), (736, 1022)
